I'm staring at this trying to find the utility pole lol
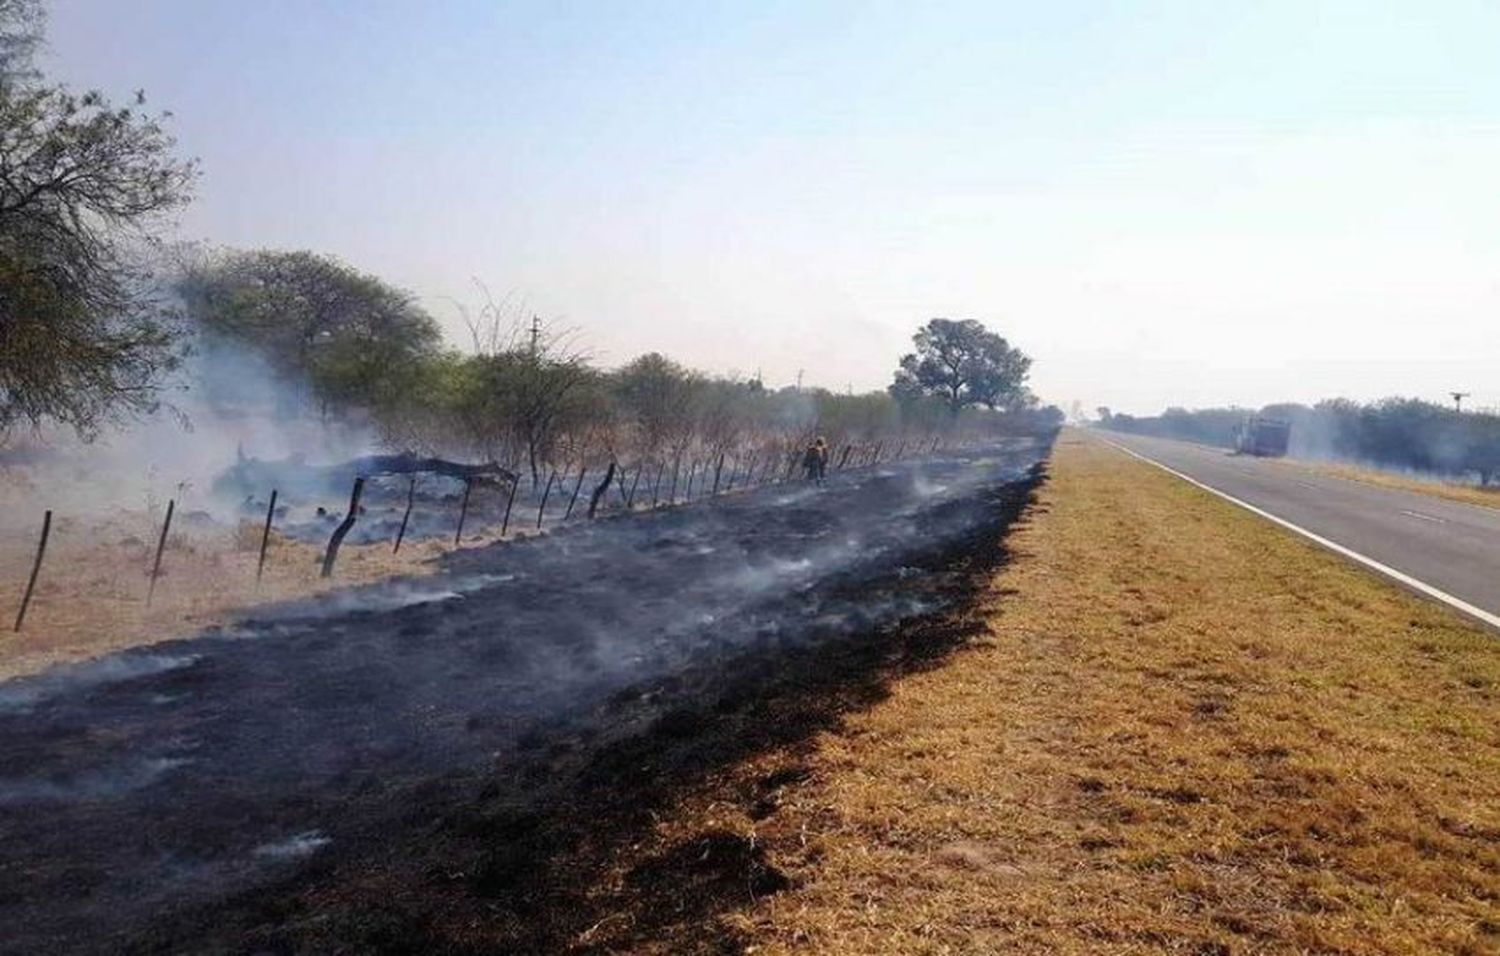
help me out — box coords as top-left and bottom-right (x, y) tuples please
(529, 315), (541, 356)
(1452, 391), (1471, 413)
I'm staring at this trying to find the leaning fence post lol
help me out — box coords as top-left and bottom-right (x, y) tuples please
(564, 466), (588, 520)
(13, 509), (51, 632)
(535, 470), (557, 529)
(146, 499), (175, 608)
(588, 461), (617, 518)
(256, 490), (278, 586)
(321, 478), (364, 579)
(392, 477), (415, 554)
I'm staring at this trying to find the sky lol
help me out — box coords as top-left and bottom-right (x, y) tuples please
(43, 0), (1500, 415)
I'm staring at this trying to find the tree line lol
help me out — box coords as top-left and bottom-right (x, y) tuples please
(1099, 399), (1500, 485)
(182, 248), (1057, 487)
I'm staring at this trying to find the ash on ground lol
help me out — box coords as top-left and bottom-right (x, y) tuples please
(0, 439), (1048, 954)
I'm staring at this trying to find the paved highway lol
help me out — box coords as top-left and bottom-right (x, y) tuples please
(1098, 431), (1500, 628)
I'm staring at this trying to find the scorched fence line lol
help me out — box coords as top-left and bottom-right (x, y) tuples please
(7, 437), (963, 632)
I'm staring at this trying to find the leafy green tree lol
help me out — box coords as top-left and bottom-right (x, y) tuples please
(890, 318), (1031, 415)
(177, 249), (440, 416)
(0, 0), (197, 440)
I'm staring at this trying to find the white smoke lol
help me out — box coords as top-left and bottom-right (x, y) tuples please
(0, 338), (383, 528)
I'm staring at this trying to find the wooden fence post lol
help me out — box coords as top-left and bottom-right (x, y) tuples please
(321, 478), (364, 579)
(146, 499), (175, 607)
(625, 466), (643, 508)
(455, 478), (475, 545)
(499, 476), (518, 536)
(13, 509), (51, 632)
(536, 470), (557, 529)
(650, 460), (666, 507)
(392, 478), (415, 553)
(615, 466), (633, 507)
(588, 461), (617, 518)
(564, 466), (588, 520)
(256, 490), (278, 585)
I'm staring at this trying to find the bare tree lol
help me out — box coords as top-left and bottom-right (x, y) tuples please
(455, 294), (598, 486)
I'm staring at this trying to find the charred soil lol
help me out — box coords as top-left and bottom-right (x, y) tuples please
(0, 442), (1047, 954)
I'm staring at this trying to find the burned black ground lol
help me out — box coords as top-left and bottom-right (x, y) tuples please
(0, 441), (1048, 954)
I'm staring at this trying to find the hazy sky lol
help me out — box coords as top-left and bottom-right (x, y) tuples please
(45, 1), (1500, 414)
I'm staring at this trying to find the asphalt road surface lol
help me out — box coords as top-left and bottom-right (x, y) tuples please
(1099, 431), (1500, 628)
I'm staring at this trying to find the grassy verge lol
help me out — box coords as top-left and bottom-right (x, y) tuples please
(1277, 458), (1500, 511)
(723, 432), (1500, 953)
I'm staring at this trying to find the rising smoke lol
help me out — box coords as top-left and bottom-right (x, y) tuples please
(0, 337), (382, 529)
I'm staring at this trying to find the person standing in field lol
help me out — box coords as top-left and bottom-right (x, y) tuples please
(803, 437), (829, 485)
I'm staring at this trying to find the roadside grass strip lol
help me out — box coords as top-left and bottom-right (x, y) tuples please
(730, 433), (1500, 954)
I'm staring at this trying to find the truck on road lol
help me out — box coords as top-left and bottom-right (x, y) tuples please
(1234, 416), (1291, 457)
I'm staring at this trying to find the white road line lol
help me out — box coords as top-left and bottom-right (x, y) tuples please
(1098, 438), (1500, 632)
(1399, 509), (1447, 524)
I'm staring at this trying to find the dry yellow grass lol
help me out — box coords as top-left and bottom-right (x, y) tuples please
(0, 511), (518, 681)
(1274, 458), (1500, 512)
(707, 432), (1500, 954)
